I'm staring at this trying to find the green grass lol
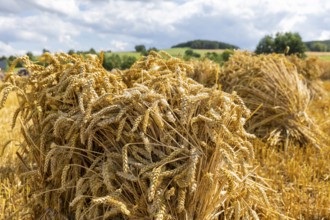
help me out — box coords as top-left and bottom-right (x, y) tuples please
(112, 51), (141, 58)
(107, 47), (227, 59)
(163, 48), (227, 57)
(162, 47), (190, 57)
(318, 55), (330, 61)
(106, 48), (190, 59)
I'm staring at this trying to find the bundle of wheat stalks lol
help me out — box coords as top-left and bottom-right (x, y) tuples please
(286, 55), (325, 96)
(1, 51), (276, 219)
(187, 59), (220, 87)
(219, 51), (325, 148)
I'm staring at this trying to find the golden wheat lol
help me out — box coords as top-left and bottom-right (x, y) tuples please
(0, 51), (278, 219)
(219, 51), (327, 148)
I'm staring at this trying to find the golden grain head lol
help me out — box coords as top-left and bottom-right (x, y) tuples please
(0, 51), (278, 219)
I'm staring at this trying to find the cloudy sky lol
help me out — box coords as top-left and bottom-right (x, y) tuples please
(0, 0), (330, 56)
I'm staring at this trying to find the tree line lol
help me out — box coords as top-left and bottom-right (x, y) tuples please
(255, 32), (307, 56)
(172, 40), (239, 50)
(0, 48), (138, 71)
(255, 32), (330, 55)
(305, 40), (330, 52)
(0, 33), (328, 73)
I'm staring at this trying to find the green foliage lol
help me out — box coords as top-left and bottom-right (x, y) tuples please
(42, 49), (50, 54)
(305, 40), (330, 52)
(202, 50), (233, 65)
(184, 49), (201, 60)
(184, 49), (194, 57)
(255, 32), (307, 57)
(134, 45), (159, 56)
(7, 55), (23, 68)
(120, 55), (137, 69)
(190, 40), (218, 49)
(0, 56), (8, 71)
(306, 42), (328, 52)
(255, 35), (275, 54)
(172, 39), (239, 50)
(204, 52), (222, 64)
(26, 52), (34, 60)
(135, 45), (147, 53)
(68, 49), (75, 55)
(88, 48), (97, 54)
(103, 54), (121, 70)
(147, 47), (158, 54)
(103, 54), (137, 70)
(221, 50), (234, 62)
(274, 32), (306, 55)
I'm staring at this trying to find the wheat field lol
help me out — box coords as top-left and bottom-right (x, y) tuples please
(0, 52), (330, 219)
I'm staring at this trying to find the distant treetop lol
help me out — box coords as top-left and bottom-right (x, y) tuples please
(255, 32), (307, 57)
(171, 40), (239, 50)
(305, 40), (330, 52)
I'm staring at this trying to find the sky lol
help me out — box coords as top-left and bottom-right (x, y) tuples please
(0, 0), (330, 56)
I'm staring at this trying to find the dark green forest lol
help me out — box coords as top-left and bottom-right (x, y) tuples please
(171, 40), (239, 50)
(305, 40), (330, 52)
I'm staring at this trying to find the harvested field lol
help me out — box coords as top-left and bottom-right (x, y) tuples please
(306, 51), (330, 57)
(0, 52), (276, 219)
(0, 51), (330, 219)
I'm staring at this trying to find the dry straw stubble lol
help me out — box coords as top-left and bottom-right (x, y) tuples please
(1, 51), (278, 219)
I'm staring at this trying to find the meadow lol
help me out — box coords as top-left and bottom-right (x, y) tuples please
(110, 48), (330, 61)
(0, 51), (329, 219)
(108, 48), (226, 59)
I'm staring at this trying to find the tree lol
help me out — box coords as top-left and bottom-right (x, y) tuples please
(255, 32), (306, 57)
(309, 42), (328, 52)
(42, 48), (50, 54)
(184, 49), (201, 60)
(8, 55), (23, 68)
(26, 51), (34, 60)
(147, 47), (158, 54)
(185, 49), (194, 57)
(103, 54), (121, 70)
(89, 48), (96, 54)
(172, 40), (239, 50)
(273, 32), (306, 55)
(0, 56), (7, 71)
(135, 45), (146, 53)
(255, 35), (274, 54)
(121, 55), (137, 69)
(204, 52), (223, 64)
(221, 50), (234, 62)
(68, 49), (75, 55)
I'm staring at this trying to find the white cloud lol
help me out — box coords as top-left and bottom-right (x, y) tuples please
(27, 0), (80, 15)
(0, 41), (25, 56)
(110, 40), (129, 51)
(0, 0), (31, 13)
(0, 0), (330, 56)
(319, 31), (330, 41)
(277, 14), (307, 32)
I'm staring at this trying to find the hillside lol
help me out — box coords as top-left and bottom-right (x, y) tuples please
(172, 39), (239, 50)
(305, 40), (330, 52)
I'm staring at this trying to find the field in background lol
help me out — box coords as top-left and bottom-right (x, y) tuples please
(163, 48), (226, 57)
(112, 51), (141, 58)
(306, 51), (330, 56)
(0, 93), (21, 163)
(106, 47), (226, 58)
(0, 93), (25, 218)
(306, 51), (330, 61)
(111, 48), (330, 60)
